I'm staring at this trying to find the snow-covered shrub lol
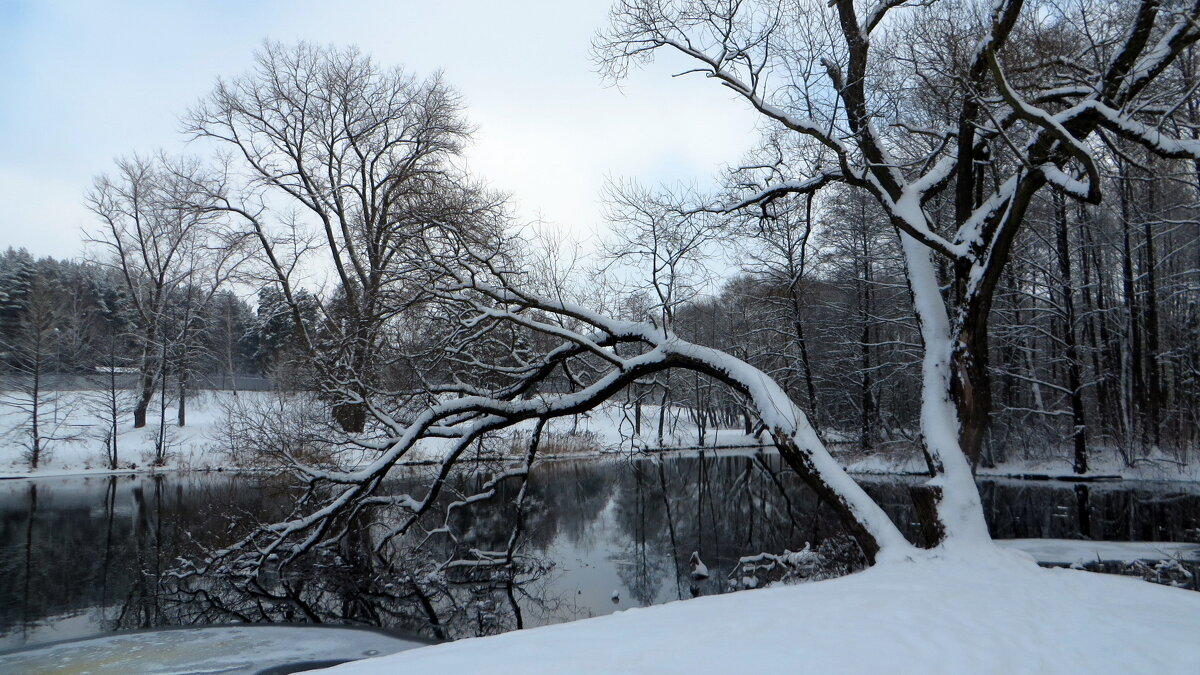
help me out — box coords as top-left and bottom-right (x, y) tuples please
(731, 537), (862, 589)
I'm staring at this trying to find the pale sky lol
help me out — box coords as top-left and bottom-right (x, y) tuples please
(0, 0), (759, 260)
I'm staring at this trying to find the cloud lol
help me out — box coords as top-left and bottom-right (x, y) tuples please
(0, 166), (94, 258)
(0, 0), (763, 259)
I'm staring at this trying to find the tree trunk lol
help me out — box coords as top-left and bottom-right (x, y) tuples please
(952, 320), (992, 468)
(155, 341), (168, 466)
(109, 362), (119, 470)
(332, 342), (370, 433)
(133, 347), (157, 429)
(177, 369), (188, 427)
(1141, 180), (1162, 447)
(1055, 193), (1088, 474)
(772, 434), (883, 563)
(30, 357), (41, 470)
(858, 229), (874, 452)
(1119, 174), (1146, 454)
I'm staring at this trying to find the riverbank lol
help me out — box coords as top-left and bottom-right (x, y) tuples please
(3, 392), (1197, 483)
(0, 390), (248, 479)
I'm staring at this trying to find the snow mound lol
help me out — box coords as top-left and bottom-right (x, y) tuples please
(325, 550), (1200, 674)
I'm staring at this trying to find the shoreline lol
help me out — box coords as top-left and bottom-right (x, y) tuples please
(4, 445), (1197, 486)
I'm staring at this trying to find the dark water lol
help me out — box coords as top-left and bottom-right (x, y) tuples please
(1, 453), (1198, 650)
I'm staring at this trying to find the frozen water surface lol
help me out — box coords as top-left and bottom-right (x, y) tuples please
(0, 624), (429, 674)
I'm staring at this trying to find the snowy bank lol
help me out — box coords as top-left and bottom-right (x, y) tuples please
(840, 449), (1200, 483)
(4, 391), (1198, 486)
(0, 394), (765, 477)
(997, 539), (1200, 565)
(325, 550), (1200, 674)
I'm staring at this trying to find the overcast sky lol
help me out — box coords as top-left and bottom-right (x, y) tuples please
(0, 0), (760, 260)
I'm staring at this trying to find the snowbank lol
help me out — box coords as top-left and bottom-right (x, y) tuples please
(0, 392), (763, 476)
(325, 550), (1200, 674)
(4, 391), (1197, 487)
(997, 539), (1200, 564)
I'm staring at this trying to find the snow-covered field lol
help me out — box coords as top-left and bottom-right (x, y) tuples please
(836, 447), (1200, 482)
(0, 391), (762, 478)
(0, 390), (254, 478)
(325, 548), (1200, 674)
(997, 539), (1200, 565)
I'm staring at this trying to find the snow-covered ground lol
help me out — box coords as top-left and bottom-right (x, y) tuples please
(0, 390), (256, 478)
(997, 539), (1200, 565)
(837, 448), (1200, 482)
(324, 548), (1200, 674)
(0, 392), (761, 477)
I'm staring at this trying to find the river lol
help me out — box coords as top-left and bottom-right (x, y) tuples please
(2, 452), (1198, 650)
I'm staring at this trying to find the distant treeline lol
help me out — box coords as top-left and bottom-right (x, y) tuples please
(0, 247), (302, 380)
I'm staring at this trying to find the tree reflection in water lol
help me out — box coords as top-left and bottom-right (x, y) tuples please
(2, 454), (1199, 648)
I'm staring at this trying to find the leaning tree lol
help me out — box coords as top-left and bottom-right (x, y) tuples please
(195, 0), (1200, 578)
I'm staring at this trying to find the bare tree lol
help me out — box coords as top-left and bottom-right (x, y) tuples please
(185, 41), (502, 432)
(86, 154), (245, 429)
(598, 0), (1200, 543)
(86, 333), (131, 470)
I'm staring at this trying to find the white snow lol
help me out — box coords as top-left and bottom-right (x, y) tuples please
(839, 450), (1200, 482)
(0, 390), (265, 478)
(997, 539), (1200, 565)
(323, 550), (1200, 674)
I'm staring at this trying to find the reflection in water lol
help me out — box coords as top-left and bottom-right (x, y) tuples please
(1, 453), (1199, 649)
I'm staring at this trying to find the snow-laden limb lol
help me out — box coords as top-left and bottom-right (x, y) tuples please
(1083, 99), (1200, 159)
(719, 170), (845, 214)
(201, 268), (918, 573)
(984, 49), (1101, 204)
(1113, 0), (1200, 104)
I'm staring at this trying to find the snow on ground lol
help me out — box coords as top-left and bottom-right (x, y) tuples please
(997, 539), (1200, 564)
(0, 393), (763, 476)
(0, 625), (428, 674)
(0, 390), (264, 478)
(325, 549), (1200, 674)
(977, 454), (1200, 482)
(839, 448), (1200, 482)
